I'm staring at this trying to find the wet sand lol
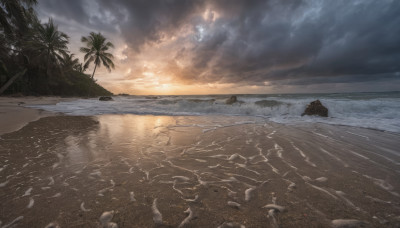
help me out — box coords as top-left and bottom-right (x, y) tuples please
(0, 114), (399, 227)
(0, 97), (76, 135)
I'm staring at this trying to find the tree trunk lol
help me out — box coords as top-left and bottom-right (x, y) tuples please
(0, 69), (27, 95)
(91, 63), (97, 79)
(87, 63), (98, 97)
(46, 50), (50, 77)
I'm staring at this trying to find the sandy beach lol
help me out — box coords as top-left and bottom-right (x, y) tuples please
(1, 105), (400, 227)
(0, 97), (78, 135)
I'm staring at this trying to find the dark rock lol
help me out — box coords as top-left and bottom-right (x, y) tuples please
(226, 96), (237, 105)
(99, 96), (113, 101)
(302, 100), (328, 117)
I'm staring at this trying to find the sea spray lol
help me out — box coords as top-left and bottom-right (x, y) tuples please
(28, 92), (400, 133)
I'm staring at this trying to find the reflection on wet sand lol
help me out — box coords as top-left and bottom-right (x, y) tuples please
(0, 115), (400, 227)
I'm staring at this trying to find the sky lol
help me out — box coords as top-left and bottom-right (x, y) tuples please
(36, 0), (400, 95)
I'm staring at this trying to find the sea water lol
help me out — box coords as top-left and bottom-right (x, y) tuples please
(29, 91), (400, 133)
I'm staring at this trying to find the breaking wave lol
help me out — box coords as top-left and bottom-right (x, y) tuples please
(28, 92), (400, 133)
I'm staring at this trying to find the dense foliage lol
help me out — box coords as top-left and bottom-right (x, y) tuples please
(0, 0), (113, 96)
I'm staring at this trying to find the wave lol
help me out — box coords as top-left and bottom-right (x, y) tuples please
(28, 93), (400, 133)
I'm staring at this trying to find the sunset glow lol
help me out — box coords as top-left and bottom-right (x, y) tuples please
(36, 0), (400, 95)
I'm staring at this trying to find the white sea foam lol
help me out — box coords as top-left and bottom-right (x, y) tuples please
(152, 199), (163, 225)
(129, 191), (136, 202)
(331, 219), (365, 228)
(27, 92), (400, 132)
(2, 216), (23, 228)
(263, 204), (286, 212)
(27, 197), (34, 208)
(22, 187), (32, 197)
(227, 201), (241, 208)
(0, 180), (9, 187)
(178, 207), (194, 228)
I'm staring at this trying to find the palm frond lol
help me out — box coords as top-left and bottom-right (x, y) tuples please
(80, 32), (115, 79)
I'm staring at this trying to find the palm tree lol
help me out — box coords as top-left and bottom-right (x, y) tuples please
(0, 0), (37, 36)
(80, 32), (115, 79)
(28, 18), (69, 76)
(61, 53), (80, 72)
(0, 0), (36, 95)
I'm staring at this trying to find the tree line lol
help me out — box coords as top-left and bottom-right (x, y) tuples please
(0, 0), (114, 96)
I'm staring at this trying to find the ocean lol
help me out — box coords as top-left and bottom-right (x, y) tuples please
(30, 91), (400, 133)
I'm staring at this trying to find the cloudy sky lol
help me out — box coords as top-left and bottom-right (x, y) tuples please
(36, 0), (400, 95)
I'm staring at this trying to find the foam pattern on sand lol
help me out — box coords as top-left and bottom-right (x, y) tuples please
(0, 115), (399, 227)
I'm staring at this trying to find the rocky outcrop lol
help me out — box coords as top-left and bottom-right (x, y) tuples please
(302, 100), (328, 117)
(99, 96), (113, 101)
(225, 96), (237, 105)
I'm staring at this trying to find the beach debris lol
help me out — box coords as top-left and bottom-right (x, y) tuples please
(225, 96), (238, 105)
(267, 208), (279, 228)
(302, 176), (312, 182)
(44, 222), (60, 228)
(50, 193), (61, 198)
(288, 182), (296, 191)
(228, 153), (239, 161)
(27, 197), (34, 208)
(48, 177), (55, 185)
(99, 96), (113, 101)
(99, 211), (114, 224)
(245, 187), (255, 202)
(217, 222), (246, 228)
(152, 199), (163, 225)
(227, 201), (241, 209)
(80, 202), (91, 212)
(315, 177), (328, 182)
(301, 100), (328, 117)
(262, 204), (286, 212)
(178, 207), (194, 228)
(331, 219), (366, 228)
(99, 210), (118, 228)
(22, 187), (33, 196)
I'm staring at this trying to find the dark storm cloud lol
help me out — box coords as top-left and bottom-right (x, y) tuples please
(37, 0), (400, 88)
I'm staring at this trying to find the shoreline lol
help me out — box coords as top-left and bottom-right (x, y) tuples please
(0, 96), (77, 135)
(1, 95), (399, 138)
